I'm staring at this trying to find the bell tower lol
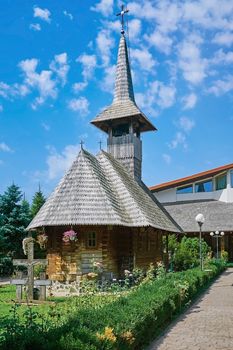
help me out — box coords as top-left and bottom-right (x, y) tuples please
(91, 6), (156, 181)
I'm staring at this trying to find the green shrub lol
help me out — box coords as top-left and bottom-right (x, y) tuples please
(221, 250), (228, 262)
(172, 236), (211, 271)
(0, 256), (13, 276)
(0, 262), (224, 350)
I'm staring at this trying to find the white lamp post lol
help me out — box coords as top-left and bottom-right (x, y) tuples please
(210, 231), (224, 259)
(195, 213), (205, 270)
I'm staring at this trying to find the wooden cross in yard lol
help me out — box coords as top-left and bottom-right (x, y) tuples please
(12, 233), (48, 301)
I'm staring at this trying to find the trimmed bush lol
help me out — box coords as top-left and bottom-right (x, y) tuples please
(0, 256), (13, 276)
(0, 262), (225, 350)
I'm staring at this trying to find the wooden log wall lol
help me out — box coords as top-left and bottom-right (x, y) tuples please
(44, 225), (163, 281)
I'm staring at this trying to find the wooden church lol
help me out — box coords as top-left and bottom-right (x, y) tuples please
(27, 19), (182, 281)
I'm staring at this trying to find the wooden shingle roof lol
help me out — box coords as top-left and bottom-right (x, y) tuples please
(91, 34), (156, 133)
(27, 149), (182, 233)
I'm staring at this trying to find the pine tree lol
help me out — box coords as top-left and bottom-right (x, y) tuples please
(0, 184), (31, 258)
(31, 186), (46, 218)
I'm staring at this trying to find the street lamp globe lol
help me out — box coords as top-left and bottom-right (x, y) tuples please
(209, 231), (225, 259)
(195, 213), (205, 271)
(195, 213), (205, 225)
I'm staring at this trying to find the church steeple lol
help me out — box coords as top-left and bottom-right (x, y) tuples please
(91, 7), (157, 181)
(113, 33), (135, 103)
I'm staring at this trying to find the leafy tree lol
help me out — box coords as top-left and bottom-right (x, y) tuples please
(0, 184), (31, 258)
(31, 186), (46, 218)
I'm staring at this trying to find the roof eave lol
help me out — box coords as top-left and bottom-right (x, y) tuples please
(91, 113), (157, 133)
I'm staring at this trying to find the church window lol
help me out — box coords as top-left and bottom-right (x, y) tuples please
(87, 232), (97, 248)
(176, 184), (193, 194)
(231, 171), (233, 188)
(215, 173), (227, 190)
(195, 179), (213, 192)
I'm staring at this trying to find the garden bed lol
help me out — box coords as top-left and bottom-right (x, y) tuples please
(0, 261), (225, 350)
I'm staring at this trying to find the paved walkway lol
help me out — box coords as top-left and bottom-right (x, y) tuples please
(149, 268), (233, 350)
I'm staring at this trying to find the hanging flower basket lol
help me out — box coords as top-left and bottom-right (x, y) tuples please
(62, 230), (78, 243)
(37, 233), (48, 249)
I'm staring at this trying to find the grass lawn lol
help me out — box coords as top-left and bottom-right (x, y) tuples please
(0, 285), (16, 319)
(0, 284), (58, 321)
(0, 283), (119, 323)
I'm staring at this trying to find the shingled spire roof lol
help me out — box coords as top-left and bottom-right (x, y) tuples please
(27, 148), (181, 233)
(113, 34), (135, 103)
(91, 33), (156, 133)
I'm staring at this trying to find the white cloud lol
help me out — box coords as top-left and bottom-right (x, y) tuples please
(155, 2), (181, 33)
(0, 81), (29, 99)
(136, 80), (176, 117)
(162, 153), (171, 164)
(96, 29), (114, 67)
(91, 0), (113, 17)
(182, 1), (233, 30)
(156, 82), (176, 109)
(0, 142), (13, 152)
(72, 82), (88, 93)
(49, 52), (69, 86)
(19, 58), (57, 109)
(100, 65), (116, 93)
(33, 6), (51, 23)
(208, 75), (233, 96)
(179, 116), (195, 133)
(0, 82), (11, 99)
(212, 49), (233, 65)
(68, 97), (89, 116)
(29, 23), (41, 31)
(76, 54), (97, 81)
(150, 81), (176, 109)
(213, 31), (233, 47)
(63, 10), (73, 20)
(46, 144), (80, 180)
(128, 19), (141, 41)
(169, 116), (195, 150)
(178, 38), (207, 85)
(128, 2), (158, 20)
(145, 30), (173, 55)
(131, 47), (156, 71)
(169, 131), (187, 150)
(0, 52), (69, 108)
(182, 93), (197, 110)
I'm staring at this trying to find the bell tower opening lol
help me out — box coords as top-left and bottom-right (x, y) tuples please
(107, 119), (142, 180)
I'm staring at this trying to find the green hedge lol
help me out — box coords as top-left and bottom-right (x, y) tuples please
(1, 261), (225, 350)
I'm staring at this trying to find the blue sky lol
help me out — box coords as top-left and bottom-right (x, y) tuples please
(0, 0), (233, 201)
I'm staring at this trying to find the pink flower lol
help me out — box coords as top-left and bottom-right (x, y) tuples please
(62, 229), (78, 242)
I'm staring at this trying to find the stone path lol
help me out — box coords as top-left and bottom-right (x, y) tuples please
(149, 268), (233, 350)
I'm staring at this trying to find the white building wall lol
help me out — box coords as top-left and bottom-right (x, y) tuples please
(153, 169), (233, 204)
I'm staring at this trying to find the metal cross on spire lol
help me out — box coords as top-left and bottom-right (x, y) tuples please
(116, 4), (129, 35)
(80, 140), (84, 149)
